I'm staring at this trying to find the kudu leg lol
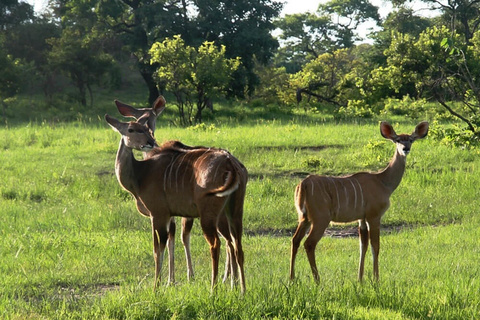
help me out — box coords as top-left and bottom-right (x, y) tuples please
(217, 215), (237, 286)
(358, 219), (369, 281)
(167, 217), (176, 285)
(226, 216), (245, 293)
(290, 220), (310, 280)
(151, 217), (169, 289)
(181, 217), (195, 281)
(223, 242), (237, 286)
(369, 223), (381, 281)
(200, 216), (221, 291)
(303, 220), (330, 283)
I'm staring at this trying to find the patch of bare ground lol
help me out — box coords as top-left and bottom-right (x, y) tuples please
(245, 224), (410, 238)
(252, 145), (344, 152)
(56, 283), (120, 300)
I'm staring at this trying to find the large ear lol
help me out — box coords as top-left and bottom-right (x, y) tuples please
(152, 95), (166, 116)
(412, 121), (429, 140)
(105, 114), (126, 134)
(114, 100), (145, 119)
(380, 121), (398, 140)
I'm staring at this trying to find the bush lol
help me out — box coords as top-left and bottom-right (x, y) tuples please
(335, 100), (374, 119)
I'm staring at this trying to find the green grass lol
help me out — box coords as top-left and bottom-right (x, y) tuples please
(1, 114), (479, 319)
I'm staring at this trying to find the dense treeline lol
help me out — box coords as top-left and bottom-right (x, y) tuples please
(1, 0), (480, 142)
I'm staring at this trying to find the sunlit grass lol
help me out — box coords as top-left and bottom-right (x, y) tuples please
(1, 117), (479, 319)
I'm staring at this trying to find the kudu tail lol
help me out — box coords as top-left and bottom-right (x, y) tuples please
(294, 181), (308, 220)
(209, 161), (241, 197)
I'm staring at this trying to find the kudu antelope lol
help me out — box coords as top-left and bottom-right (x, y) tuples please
(105, 113), (247, 292)
(113, 97), (236, 284)
(290, 121), (429, 282)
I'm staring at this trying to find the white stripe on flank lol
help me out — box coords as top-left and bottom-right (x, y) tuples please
(328, 177), (340, 213)
(342, 179), (348, 208)
(168, 153), (182, 190)
(174, 153), (188, 193)
(163, 156), (176, 192)
(310, 178), (315, 197)
(354, 178), (364, 209)
(348, 179), (357, 210)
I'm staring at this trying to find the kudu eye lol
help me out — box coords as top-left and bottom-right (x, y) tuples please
(128, 128), (134, 133)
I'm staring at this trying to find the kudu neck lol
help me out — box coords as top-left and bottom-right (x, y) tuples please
(115, 139), (140, 194)
(379, 148), (407, 193)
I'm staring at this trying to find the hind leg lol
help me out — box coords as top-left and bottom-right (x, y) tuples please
(303, 218), (330, 283)
(218, 215), (236, 285)
(290, 219), (310, 280)
(181, 217), (195, 281)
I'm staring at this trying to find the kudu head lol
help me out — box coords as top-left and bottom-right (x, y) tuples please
(380, 121), (429, 156)
(114, 96), (166, 134)
(105, 114), (157, 152)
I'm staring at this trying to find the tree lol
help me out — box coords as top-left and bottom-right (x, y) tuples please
(376, 26), (480, 137)
(318, 0), (380, 47)
(149, 35), (240, 125)
(93, 0), (187, 104)
(0, 0), (34, 31)
(192, 0), (283, 97)
(47, 28), (115, 106)
(0, 44), (20, 117)
(274, 0), (380, 73)
(395, 0), (480, 44)
(290, 48), (365, 109)
(274, 13), (335, 72)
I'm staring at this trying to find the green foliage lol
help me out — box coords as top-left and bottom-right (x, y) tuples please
(429, 120), (480, 149)
(251, 61), (291, 105)
(0, 0), (34, 31)
(382, 96), (428, 119)
(274, 12), (335, 69)
(0, 48), (20, 101)
(47, 28), (116, 106)
(291, 48), (366, 109)
(336, 100), (375, 119)
(150, 35), (240, 125)
(367, 26), (480, 141)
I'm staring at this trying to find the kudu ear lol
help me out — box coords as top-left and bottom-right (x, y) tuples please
(152, 95), (166, 116)
(105, 114), (127, 134)
(380, 121), (398, 140)
(114, 100), (144, 119)
(412, 121), (429, 140)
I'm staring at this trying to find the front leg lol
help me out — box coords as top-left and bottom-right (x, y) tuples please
(358, 219), (369, 281)
(167, 217), (176, 285)
(151, 216), (170, 289)
(367, 219), (381, 281)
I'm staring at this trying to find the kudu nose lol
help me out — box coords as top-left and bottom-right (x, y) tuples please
(149, 138), (157, 148)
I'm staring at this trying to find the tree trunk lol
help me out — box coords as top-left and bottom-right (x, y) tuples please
(139, 66), (160, 105)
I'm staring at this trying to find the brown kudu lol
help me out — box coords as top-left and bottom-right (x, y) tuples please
(290, 121), (429, 282)
(105, 112), (247, 292)
(113, 97), (236, 285)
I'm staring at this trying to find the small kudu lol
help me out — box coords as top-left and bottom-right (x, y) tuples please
(290, 121), (429, 282)
(105, 112), (247, 292)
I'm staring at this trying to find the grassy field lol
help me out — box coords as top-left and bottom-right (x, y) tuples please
(0, 103), (479, 319)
